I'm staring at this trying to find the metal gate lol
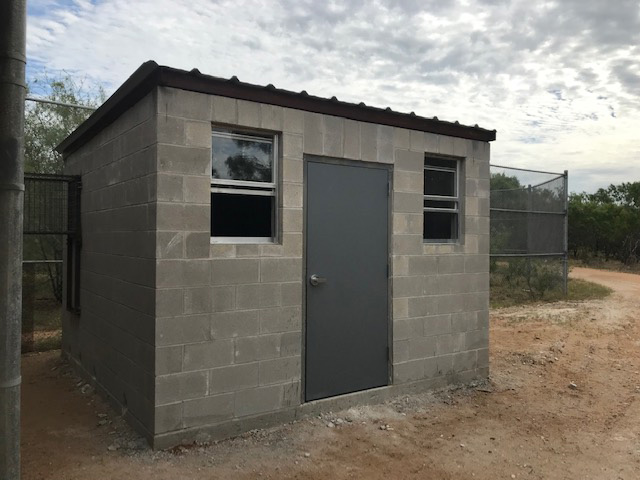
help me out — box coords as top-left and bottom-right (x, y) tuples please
(22, 173), (81, 352)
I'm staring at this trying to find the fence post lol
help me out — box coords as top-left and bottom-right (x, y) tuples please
(22, 263), (35, 353)
(0, 1), (26, 478)
(563, 170), (569, 296)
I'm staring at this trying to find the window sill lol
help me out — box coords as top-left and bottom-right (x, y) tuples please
(210, 237), (277, 245)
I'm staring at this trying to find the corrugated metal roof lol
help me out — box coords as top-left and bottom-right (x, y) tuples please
(58, 61), (496, 154)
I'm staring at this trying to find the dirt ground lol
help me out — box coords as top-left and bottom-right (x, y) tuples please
(21, 267), (640, 480)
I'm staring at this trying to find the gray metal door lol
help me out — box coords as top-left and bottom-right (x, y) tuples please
(305, 159), (389, 401)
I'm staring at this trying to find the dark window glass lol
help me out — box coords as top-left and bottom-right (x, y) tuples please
(424, 199), (456, 209)
(211, 193), (273, 237)
(424, 168), (455, 196)
(212, 134), (273, 182)
(425, 157), (457, 169)
(423, 211), (458, 240)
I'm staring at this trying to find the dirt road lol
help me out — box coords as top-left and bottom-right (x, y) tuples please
(21, 268), (640, 479)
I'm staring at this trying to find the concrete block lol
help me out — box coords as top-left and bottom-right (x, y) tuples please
(465, 328), (489, 350)
(232, 245), (258, 257)
(235, 384), (283, 417)
(477, 309), (489, 330)
(477, 348), (489, 368)
(184, 175), (210, 204)
(186, 121), (212, 149)
(407, 255), (437, 275)
(157, 174), (184, 202)
(259, 356), (301, 385)
(183, 339), (234, 371)
(423, 133), (438, 153)
(182, 393), (234, 428)
(283, 133), (303, 160)
(157, 259), (210, 288)
(393, 276), (424, 298)
(211, 310), (260, 339)
(435, 334), (453, 357)
(451, 312), (476, 333)
(281, 282), (302, 306)
(280, 331), (301, 357)
(395, 171), (422, 193)
(392, 213), (422, 236)
(260, 244), (284, 257)
(184, 286), (212, 314)
(424, 314), (451, 336)
(393, 235), (423, 255)
(393, 360), (425, 383)
(437, 255), (465, 274)
(409, 130), (424, 152)
(472, 141), (490, 162)
(157, 144), (211, 176)
(393, 297), (409, 320)
(259, 306), (302, 334)
(236, 284), (261, 309)
(453, 137), (470, 157)
(261, 104), (283, 130)
(212, 96), (237, 124)
(323, 115), (344, 157)
(344, 119), (361, 160)
(408, 336), (436, 359)
(283, 108), (304, 134)
(452, 350), (477, 373)
(158, 86), (211, 120)
(436, 354), (453, 375)
(395, 149), (422, 172)
(465, 255), (489, 274)
(156, 346), (183, 375)
(282, 381), (301, 408)
(438, 135), (454, 155)
(393, 339), (409, 363)
(393, 317), (423, 340)
(156, 371), (208, 404)
(408, 296), (437, 317)
(283, 208), (303, 233)
(437, 294), (465, 314)
(237, 100), (261, 128)
(209, 363), (259, 394)
(393, 192), (422, 213)
(155, 402), (183, 433)
(157, 314), (211, 346)
(185, 232), (210, 259)
(211, 286), (236, 312)
(259, 283), (282, 307)
(393, 128), (410, 149)
(392, 255), (410, 276)
(283, 183), (303, 208)
(157, 115), (185, 146)
(377, 125), (394, 163)
(156, 288), (184, 318)
(260, 258), (302, 283)
(157, 232), (184, 259)
(211, 259), (259, 285)
(360, 122), (377, 162)
(283, 233), (303, 257)
(283, 157), (303, 183)
(303, 112), (323, 155)
(234, 335), (280, 363)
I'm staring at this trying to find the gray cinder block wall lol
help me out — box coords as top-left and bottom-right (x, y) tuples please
(62, 62), (492, 448)
(62, 92), (157, 437)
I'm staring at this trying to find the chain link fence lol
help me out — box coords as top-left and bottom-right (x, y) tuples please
(490, 165), (568, 302)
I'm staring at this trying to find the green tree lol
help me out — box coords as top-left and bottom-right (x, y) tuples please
(24, 74), (105, 302)
(25, 73), (105, 174)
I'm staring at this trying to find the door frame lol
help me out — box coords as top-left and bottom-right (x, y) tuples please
(301, 154), (394, 403)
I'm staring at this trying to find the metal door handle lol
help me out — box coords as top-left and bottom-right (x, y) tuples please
(309, 274), (327, 286)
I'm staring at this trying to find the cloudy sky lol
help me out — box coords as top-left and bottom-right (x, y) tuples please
(26, 0), (640, 193)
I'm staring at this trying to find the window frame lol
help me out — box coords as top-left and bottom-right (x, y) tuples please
(423, 156), (461, 243)
(210, 128), (278, 244)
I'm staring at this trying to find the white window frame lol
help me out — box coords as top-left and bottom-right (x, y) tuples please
(210, 129), (278, 244)
(423, 156), (460, 243)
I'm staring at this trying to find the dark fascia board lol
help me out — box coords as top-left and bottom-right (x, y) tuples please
(58, 61), (496, 155)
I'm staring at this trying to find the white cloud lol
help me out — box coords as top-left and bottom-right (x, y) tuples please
(26, 0), (640, 193)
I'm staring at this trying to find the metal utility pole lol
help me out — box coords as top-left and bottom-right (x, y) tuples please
(0, 1), (27, 479)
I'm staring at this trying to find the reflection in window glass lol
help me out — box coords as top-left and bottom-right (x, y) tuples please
(212, 134), (273, 182)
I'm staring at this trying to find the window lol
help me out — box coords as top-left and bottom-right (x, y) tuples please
(423, 156), (460, 241)
(211, 129), (277, 242)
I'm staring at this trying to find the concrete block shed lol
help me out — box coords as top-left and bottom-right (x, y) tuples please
(58, 61), (496, 448)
